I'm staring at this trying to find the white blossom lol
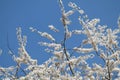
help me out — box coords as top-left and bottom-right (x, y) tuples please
(78, 9), (84, 14)
(87, 18), (100, 28)
(64, 10), (75, 17)
(30, 27), (55, 41)
(48, 25), (59, 32)
(66, 30), (72, 39)
(73, 47), (94, 53)
(61, 14), (71, 26)
(68, 2), (84, 15)
(29, 27), (37, 32)
(39, 42), (61, 50)
(68, 2), (77, 9)
(53, 51), (63, 58)
(113, 67), (120, 72)
(38, 31), (55, 41)
(72, 30), (82, 34)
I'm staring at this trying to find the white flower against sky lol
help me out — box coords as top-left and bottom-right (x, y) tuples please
(29, 27), (37, 32)
(30, 27), (55, 41)
(72, 30), (82, 34)
(64, 10), (75, 17)
(48, 25), (59, 32)
(53, 51), (63, 58)
(73, 47), (94, 53)
(68, 2), (84, 15)
(38, 31), (55, 41)
(78, 9), (84, 14)
(39, 42), (61, 50)
(66, 30), (72, 39)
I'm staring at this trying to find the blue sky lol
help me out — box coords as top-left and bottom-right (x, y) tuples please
(0, 0), (120, 67)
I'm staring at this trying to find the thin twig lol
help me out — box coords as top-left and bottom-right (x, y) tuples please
(63, 32), (75, 76)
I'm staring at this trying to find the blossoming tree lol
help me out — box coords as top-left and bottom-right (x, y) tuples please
(0, 0), (120, 80)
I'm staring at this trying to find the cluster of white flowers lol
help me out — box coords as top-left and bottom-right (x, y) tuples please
(38, 31), (55, 41)
(68, 2), (84, 15)
(73, 47), (94, 53)
(53, 51), (63, 59)
(15, 27), (37, 66)
(72, 30), (82, 34)
(66, 30), (72, 39)
(48, 25), (59, 32)
(30, 27), (55, 41)
(0, 0), (120, 80)
(39, 42), (61, 50)
(59, 1), (75, 27)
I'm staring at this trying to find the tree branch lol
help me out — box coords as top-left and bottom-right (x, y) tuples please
(58, 0), (75, 76)
(7, 32), (27, 78)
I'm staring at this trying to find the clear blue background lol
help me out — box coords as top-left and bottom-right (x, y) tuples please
(0, 0), (120, 67)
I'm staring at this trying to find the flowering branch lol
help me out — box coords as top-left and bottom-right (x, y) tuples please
(7, 32), (27, 78)
(59, 0), (75, 76)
